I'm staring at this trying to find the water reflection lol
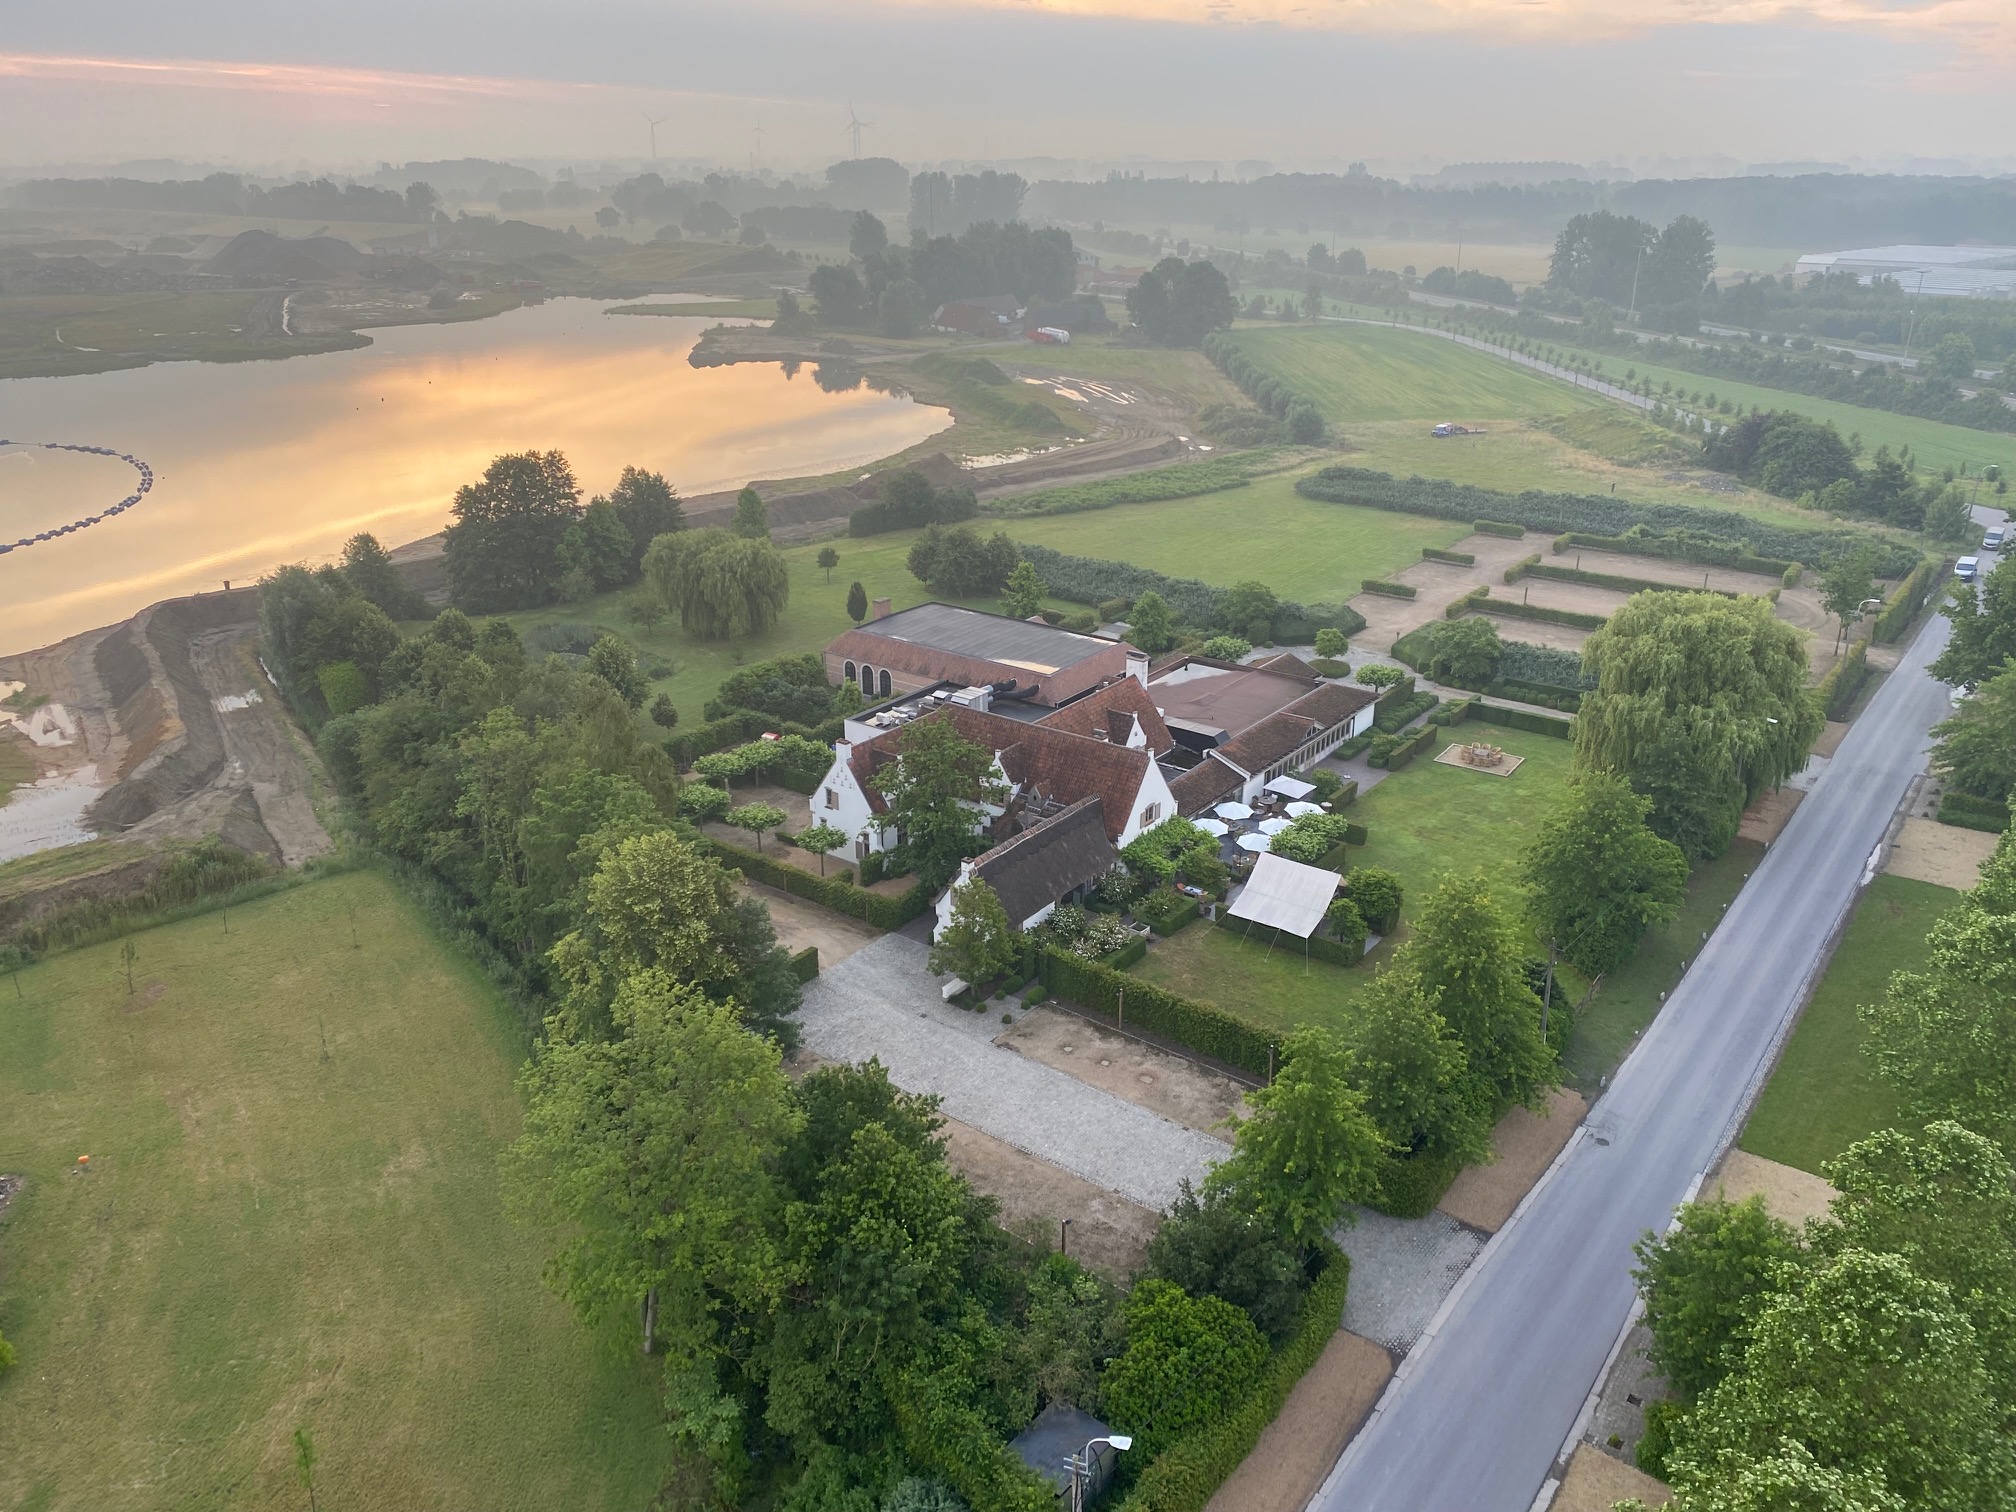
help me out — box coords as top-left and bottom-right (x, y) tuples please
(0, 300), (948, 651)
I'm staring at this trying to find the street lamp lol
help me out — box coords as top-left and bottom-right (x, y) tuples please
(1067, 1436), (1132, 1512)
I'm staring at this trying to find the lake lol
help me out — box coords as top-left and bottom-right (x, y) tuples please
(0, 300), (948, 651)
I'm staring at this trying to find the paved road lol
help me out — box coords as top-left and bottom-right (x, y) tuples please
(1313, 604), (1958, 1512)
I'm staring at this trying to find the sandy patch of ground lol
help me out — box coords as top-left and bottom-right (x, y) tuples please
(1432, 742), (1526, 777)
(1885, 816), (2001, 891)
(937, 1116), (1160, 1280)
(1713, 1148), (1839, 1225)
(1811, 720), (1850, 758)
(740, 879), (883, 968)
(1553, 1444), (1670, 1512)
(1737, 786), (1805, 845)
(996, 1006), (1246, 1140)
(1437, 1087), (1588, 1233)
(1203, 1330), (1393, 1512)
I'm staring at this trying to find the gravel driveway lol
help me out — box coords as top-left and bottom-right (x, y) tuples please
(793, 934), (1222, 1210)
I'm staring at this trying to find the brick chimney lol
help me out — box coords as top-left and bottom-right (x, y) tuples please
(1126, 649), (1150, 687)
(871, 597), (893, 620)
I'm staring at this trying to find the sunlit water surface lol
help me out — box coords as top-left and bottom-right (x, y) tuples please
(0, 300), (947, 650)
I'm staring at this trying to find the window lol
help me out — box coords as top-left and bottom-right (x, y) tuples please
(825, 787), (839, 809)
(878, 668), (892, 696)
(844, 660), (857, 684)
(1139, 802), (1161, 828)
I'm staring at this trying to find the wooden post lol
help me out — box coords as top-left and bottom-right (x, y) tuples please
(1116, 986), (1124, 1030)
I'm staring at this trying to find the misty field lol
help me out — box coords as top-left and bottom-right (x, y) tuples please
(0, 869), (675, 1512)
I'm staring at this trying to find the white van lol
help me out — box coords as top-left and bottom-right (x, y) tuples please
(1985, 526), (2007, 551)
(1956, 556), (1981, 581)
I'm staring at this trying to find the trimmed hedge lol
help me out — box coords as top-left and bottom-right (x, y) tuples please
(705, 837), (930, 930)
(1813, 640), (1869, 721)
(1037, 945), (1278, 1076)
(1360, 579), (1417, 599)
(788, 945), (820, 982)
(1782, 563), (1804, 588)
(1331, 778), (1360, 808)
(1388, 623), (1435, 672)
(1527, 562), (1740, 600)
(1474, 519), (1525, 539)
(1503, 552), (1542, 584)
(1938, 792), (2010, 833)
(981, 454), (1264, 520)
(1871, 556), (1940, 644)
(1444, 586), (1490, 620)
(1498, 639), (1593, 692)
(1298, 467), (1919, 576)
(1104, 936), (1150, 971)
(1549, 530), (1795, 579)
(1467, 701), (1574, 737)
(1422, 546), (1477, 566)
(1368, 724), (1438, 770)
(1429, 697), (1475, 727)
(1014, 542), (1366, 641)
(1139, 893), (1202, 938)
(1213, 909), (1363, 967)
(1371, 674), (1418, 725)
(1115, 1252), (1351, 1512)
(1369, 1151), (1464, 1219)
(1469, 591), (1609, 630)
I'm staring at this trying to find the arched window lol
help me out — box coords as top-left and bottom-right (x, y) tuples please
(844, 660), (857, 684)
(878, 668), (892, 696)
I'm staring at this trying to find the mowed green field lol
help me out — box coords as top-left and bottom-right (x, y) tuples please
(0, 870), (672, 1512)
(1535, 339), (2016, 480)
(1740, 873), (1951, 1175)
(1220, 324), (1613, 425)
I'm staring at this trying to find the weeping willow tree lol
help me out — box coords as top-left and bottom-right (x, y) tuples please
(642, 527), (790, 639)
(1574, 592), (1820, 861)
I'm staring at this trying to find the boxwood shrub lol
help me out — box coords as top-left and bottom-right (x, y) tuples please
(1474, 519), (1525, 539)
(1422, 546), (1476, 565)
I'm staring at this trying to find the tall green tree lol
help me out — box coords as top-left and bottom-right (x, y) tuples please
(1000, 559), (1045, 619)
(846, 580), (870, 625)
(1933, 556), (2016, 689)
(1206, 1026), (1389, 1249)
(585, 633), (647, 708)
(928, 875), (1016, 984)
(603, 465), (683, 577)
(1143, 1181), (1307, 1342)
(732, 487), (770, 540)
(1930, 662), (2016, 805)
(817, 545), (840, 583)
(443, 450), (583, 611)
(1427, 616), (1502, 684)
(1126, 590), (1176, 654)
(1819, 549), (1876, 651)
(339, 531), (426, 619)
(1399, 872), (1556, 1109)
(643, 527), (791, 639)
(1523, 773), (1687, 978)
(1574, 592), (1821, 859)
(1341, 963), (1493, 1166)
(869, 716), (1007, 889)
(1632, 1196), (1802, 1401)
(505, 972), (799, 1448)
(558, 500), (636, 592)
(1100, 1280), (1269, 1459)
(1125, 257), (1238, 347)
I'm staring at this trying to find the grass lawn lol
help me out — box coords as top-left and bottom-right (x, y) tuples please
(0, 291), (365, 380)
(1519, 338), (2016, 482)
(0, 869), (673, 1512)
(1739, 873), (1954, 1175)
(1346, 726), (1577, 920)
(1131, 919), (1371, 1039)
(995, 342), (1244, 412)
(1559, 840), (1764, 1094)
(1221, 324), (1614, 425)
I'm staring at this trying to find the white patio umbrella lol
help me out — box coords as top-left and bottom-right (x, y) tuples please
(1235, 831), (1272, 853)
(1284, 801), (1324, 818)
(1194, 817), (1230, 837)
(1215, 801), (1255, 821)
(1257, 817), (1292, 836)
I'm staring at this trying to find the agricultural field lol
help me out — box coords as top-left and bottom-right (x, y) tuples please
(0, 869), (674, 1512)
(1526, 336), (2016, 480)
(0, 291), (366, 379)
(1220, 323), (1614, 425)
(1738, 873), (1949, 1175)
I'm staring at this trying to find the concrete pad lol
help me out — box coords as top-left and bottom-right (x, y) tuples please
(1437, 1087), (1588, 1233)
(1432, 742), (1525, 777)
(937, 1118), (1159, 1282)
(1714, 1148), (1838, 1226)
(1552, 1444), (1670, 1512)
(1885, 815), (2000, 891)
(1204, 1330), (1393, 1512)
(995, 1006), (1245, 1140)
(739, 879), (883, 968)
(1335, 1208), (1487, 1353)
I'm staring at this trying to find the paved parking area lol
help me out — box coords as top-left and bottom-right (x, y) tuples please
(1334, 1208), (1488, 1353)
(792, 934), (1223, 1211)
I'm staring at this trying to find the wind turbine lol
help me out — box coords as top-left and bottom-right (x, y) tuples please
(752, 120), (765, 172)
(843, 101), (874, 160)
(640, 111), (668, 170)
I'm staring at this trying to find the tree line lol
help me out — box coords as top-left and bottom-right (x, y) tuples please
(9, 173), (438, 222)
(807, 212), (1078, 337)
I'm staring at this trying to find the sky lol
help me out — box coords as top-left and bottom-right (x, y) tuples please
(3, 0), (2013, 178)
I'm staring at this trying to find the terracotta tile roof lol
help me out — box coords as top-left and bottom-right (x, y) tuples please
(1035, 677), (1173, 754)
(846, 705), (1150, 843)
(1167, 755), (1244, 814)
(1213, 682), (1376, 773)
(967, 797), (1119, 926)
(1255, 651), (1320, 679)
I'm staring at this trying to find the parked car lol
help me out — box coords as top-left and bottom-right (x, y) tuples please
(1984, 526), (2006, 551)
(1956, 555), (1981, 581)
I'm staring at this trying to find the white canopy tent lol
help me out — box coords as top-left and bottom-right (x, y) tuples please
(1226, 853), (1342, 966)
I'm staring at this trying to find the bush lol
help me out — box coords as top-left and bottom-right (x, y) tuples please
(1037, 946), (1278, 1075)
(1368, 1151), (1463, 1219)
(1360, 579), (1417, 599)
(1782, 562), (1804, 588)
(1429, 698), (1474, 727)
(1637, 1399), (1684, 1481)
(704, 837), (930, 930)
(1468, 702), (1573, 737)
(1497, 640), (1592, 691)
(1812, 640), (1869, 721)
(1468, 592), (1608, 631)
(1502, 552), (1542, 584)
(788, 945), (820, 982)
(1343, 866), (1403, 934)
(1870, 556), (1939, 643)
(1098, 597), (1133, 621)
(1014, 542), (1365, 640)
(1939, 791), (2010, 832)
(1139, 886), (1200, 938)
(1297, 467), (1917, 576)
(1112, 1254), (1350, 1512)
(1367, 724), (1437, 770)
(1443, 586), (1491, 620)
(1422, 546), (1476, 566)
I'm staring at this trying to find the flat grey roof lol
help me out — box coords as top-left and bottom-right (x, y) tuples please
(854, 602), (1112, 675)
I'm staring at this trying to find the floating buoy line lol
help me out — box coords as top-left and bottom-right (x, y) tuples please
(0, 441), (154, 554)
